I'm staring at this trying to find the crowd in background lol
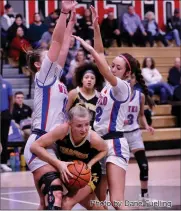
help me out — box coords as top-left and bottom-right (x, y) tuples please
(0, 3), (181, 172)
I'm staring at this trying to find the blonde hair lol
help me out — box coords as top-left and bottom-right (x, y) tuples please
(68, 104), (91, 121)
(145, 11), (155, 20)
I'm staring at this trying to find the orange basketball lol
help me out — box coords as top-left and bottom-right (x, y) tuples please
(65, 160), (91, 191)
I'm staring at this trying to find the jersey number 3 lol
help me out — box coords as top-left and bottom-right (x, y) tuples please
(95, 106), (103, 122)
(127, 114), (134, 125)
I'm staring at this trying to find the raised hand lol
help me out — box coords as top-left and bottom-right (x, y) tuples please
(61, 0), (78, 13)
(73, 35), (93, 52)
(69, 9), (77, 24)
(90, 5), (99, 26)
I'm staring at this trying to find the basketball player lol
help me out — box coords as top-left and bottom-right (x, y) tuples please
(66, 62), (104, 128)
(30, 105), (107, 210)
(124, 72), (154, 199)
(73, 6), (147, 210)
(24, 2), (77, 210)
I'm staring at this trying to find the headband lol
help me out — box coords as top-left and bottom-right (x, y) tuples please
(119, 55), (131, 72)
(83, 70), (96, 77)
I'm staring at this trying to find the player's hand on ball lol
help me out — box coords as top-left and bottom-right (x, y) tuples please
(61, 0), (78, 14)
(73, 35), (93, 52)
(58, 161), (74, 183)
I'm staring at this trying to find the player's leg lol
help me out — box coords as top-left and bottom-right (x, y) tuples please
(133, 149), (149, 198)
(33, 164), (63, 210)
(106, 162), (126, 210)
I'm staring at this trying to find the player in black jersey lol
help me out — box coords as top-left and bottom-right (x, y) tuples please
(66, 62), (104, 128)
(30, 105), (107, 209)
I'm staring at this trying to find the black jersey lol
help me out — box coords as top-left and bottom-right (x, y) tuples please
(56, 129), (91, 163)
(56, 129), (102, 190)
(71, 87), (98, 128)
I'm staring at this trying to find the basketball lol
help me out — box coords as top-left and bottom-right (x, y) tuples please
(65, 160), (91, 190)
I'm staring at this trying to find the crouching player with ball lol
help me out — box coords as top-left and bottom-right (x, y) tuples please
(30, 105), (107, 209)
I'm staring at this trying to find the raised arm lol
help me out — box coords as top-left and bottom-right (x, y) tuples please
(87, 130), (107, 169)
(30, 123), (74, 182)
(48, 1), (77, 62)
(57, 10), (76, 67)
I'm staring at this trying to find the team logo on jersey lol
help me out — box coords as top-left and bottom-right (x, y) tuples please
(59, 146), (88, 159)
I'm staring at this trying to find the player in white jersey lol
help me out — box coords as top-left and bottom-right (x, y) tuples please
(24, 2), (77, 210)
(124, 71), (154, 200)
(73, 6), (143, 209)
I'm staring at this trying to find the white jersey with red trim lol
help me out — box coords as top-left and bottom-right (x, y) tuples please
(32, 55), (68, 132)
(94, 78), (131, 136)
(124, 90), (141, 132)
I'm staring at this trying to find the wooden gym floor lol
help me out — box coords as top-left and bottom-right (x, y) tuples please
(1, 155), (180, 210)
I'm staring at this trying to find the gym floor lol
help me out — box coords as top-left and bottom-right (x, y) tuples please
(1, 155), (180, 210)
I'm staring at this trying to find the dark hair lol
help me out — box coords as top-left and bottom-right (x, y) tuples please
(16, 14), (23, 19)
(142, 57), (155, 69)
(15, 91), (24, 96)
(54, 9), (60, 16)
(73, 62), (105, 92)
(26, 49), (43, 74)
(119, 53), (154, 108)
(133, 60), (155, 108)
(5, 3), (12, 10)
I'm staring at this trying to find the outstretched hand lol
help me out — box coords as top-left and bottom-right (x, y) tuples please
(90, 5), (99, 27)
(73, 35), (94, 52)
(61, 0), (78, 13)
(69, 9), (77, 25)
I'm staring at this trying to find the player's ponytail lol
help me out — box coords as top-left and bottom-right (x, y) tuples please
(26, 49), (43, 74)
(134, 60), (155, 109)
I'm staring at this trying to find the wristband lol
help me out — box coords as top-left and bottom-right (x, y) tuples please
(61, 10), (69, 15)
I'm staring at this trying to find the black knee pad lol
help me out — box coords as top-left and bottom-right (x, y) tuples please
(134, 150), (149, 181)
(38, 172), (63, 210)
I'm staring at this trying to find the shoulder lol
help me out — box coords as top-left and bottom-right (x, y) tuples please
(68, 89), (78, 98)
(89, 130), (101, 142)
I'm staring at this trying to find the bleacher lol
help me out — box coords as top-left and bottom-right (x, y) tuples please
(2, 47), (181, 151)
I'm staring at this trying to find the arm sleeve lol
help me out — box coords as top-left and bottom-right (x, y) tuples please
(122, 14), (132, 34)
(7, 82), (13, 96)
(36, 55), (62, 86)
(152, 69), (162, 82)
(111, 77), (130, 102)
(137, 15), (145, 33)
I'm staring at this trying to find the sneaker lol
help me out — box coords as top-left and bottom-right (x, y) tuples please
(0, 164), (12, 172)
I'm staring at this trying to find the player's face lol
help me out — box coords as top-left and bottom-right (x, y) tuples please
(70, 116), (90, 140)
(110, 57), (127, 79)
(130, 73), (137, 88)
(82, 73), (96, 90)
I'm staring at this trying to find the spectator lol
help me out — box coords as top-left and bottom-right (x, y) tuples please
(142, 57), (172, 104)
(168, 57), (181, 94)
(9, 27), (31, 74)
(64, 36), (80, 76)
(44, 9), (60, 26)
(7, 14), (28, 43)
(144, 11), (168, 47)
(39, 22), (55, 49)
(76, 8), (93, 41)
(166, 8), (181, 46)
(1, 3), (15, 50)
(101, 12), (121, 48)
(0, 75), (13, 172)
(66, 49), (88, 90)
(12, 92), (32, 141)
(27, 13), (48, 48)
(122, 5), (147, 47)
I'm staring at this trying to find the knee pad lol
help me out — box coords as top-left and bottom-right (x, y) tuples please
(134, 150), (148, 181)
(38, 172), (63, 210)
